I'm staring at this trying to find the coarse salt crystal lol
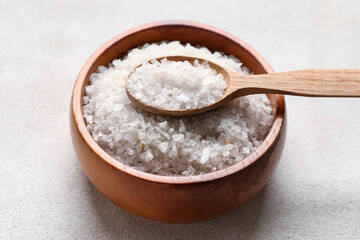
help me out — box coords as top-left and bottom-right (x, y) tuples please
(243, 147), (250, 154)
(158, 142), (169, 153)
(159, 121), (168, 128)
(200, 147), (211, 164)
(172, 133), (184, 142)
(169, 146), (178, 159)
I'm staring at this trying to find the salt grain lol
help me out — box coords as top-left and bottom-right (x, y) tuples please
(200, 147), (211, 164)
(172, 133), (184, 142)
(169, 146), (178, 159)
(158, 142), (169, 153)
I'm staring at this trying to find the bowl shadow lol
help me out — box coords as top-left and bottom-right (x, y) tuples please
(84, 176), (271, 240)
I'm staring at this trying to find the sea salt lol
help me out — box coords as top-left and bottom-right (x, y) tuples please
(200, 147), (211, 164)
(127, 59), (227, 109)
(83, 41), (274, 176)
(158, 142), (169, 153)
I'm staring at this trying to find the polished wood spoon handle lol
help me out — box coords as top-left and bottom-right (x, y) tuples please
(228, 69), (360, 97)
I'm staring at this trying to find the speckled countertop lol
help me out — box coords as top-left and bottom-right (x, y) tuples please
(1, 1), (360, 239)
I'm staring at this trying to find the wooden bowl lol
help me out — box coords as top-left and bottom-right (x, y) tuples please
(70, 20), (287, 223)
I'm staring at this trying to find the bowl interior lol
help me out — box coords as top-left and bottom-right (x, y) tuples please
(75, 21), (281, 183)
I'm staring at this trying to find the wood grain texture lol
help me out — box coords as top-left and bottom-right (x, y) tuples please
(70, 20), (287, 223)
(229, 69), (360, 97)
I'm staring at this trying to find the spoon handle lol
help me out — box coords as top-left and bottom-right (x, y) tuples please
(229, 69), (360, 97)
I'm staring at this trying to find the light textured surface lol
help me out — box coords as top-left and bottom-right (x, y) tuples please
(1, 0), (360, 239)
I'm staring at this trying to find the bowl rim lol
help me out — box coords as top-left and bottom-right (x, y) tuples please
(72, 20), (285, 184)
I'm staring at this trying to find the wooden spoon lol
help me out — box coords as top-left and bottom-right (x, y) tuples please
(126, 56), (360, 117)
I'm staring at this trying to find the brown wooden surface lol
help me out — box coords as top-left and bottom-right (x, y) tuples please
(126, 56), (360, 117)
(70, 20), (287, 223)
(229, 69), (360, 97)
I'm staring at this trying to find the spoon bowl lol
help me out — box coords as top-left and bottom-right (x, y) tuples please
(126, 56), (235, 117)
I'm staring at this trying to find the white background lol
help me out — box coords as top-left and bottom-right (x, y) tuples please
(1, 0), (360, 239)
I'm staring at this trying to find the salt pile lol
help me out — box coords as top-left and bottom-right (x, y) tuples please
(83, 41), (274, 176)
(127, 58), (227, 109)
